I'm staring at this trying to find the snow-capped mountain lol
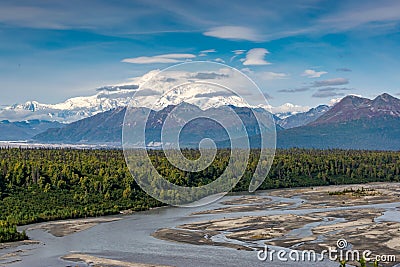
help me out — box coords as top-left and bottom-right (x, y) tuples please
(33, 93), (400, 150)
(33, 103), (276, 148)
(277, 105), (330, 129)
(0, 70), (159, 123)
(1, 94), (132, 123)
(270, 103), (310, 119)
(0, 70), (309, 123)
(0, 86), (253, 123)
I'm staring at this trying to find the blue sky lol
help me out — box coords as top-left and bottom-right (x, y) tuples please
(1, 0), (400, 108)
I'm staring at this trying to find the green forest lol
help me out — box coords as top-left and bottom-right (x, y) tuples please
(1, 147), (399, 242)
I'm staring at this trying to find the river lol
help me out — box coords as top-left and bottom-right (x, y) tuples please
(2, 188), (400, 267)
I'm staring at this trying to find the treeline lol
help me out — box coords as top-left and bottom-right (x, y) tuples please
(0, 220), (27, 243)
(1, 148), (399, 242)
(257, 148), (400, 189)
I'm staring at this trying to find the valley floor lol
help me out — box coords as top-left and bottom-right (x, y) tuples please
(153, 183), (400, 267)
(1, 182), (400, 267)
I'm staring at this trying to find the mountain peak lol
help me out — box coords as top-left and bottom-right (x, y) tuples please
(373, 93), (398, 103)
(277, 104), (330, 129)
(19, 101), (41, 112)
(310, 93), (400, 125)
(337, 94), (369, 105)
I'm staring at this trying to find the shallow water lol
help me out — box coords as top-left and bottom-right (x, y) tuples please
(2, 190), (400, 267)
(375, 208), (400, 223)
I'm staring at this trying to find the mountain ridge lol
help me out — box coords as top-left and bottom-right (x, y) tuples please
(9, 93), (400, 151)
(310, 93), (400, 125)
(0, 69), (308, 123)
(277, 104), (330, 129)
(33, 103), (276, 148)
(0, 120), (62, 141)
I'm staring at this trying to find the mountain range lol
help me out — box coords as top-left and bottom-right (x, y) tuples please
(278, 93), (400, 150)
(276, 104), (330, 129)
(0, 120), (62, 141)
(29, 93), (400, 150)
(1, 88), (400, 150)
(0, 89), (307, 124)
(309, 93), (400, 125)
(0, 70), (308, 124)
(33, 104), (276, 148)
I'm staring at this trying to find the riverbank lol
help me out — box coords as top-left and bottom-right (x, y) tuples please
(0, 240), (40, 265)
(2, 182), (400, 267)
(0, 217), (122, 265)
(62, 253), (173, 267)
(152, 183), (400, 266)
(24, 217), (122, 237)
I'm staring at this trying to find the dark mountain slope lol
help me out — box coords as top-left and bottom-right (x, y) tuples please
(0, 120), (62, 141)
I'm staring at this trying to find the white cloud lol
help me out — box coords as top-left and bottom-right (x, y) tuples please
(240, 68), (287, 80)
(241, 68), (253, 74)
(156, 53), (196, 59)
(233, 50), (246, 55)
(214, 58), (225, 63)
(329, 97), (343, 106)
(199, 49), (216, 57)
(122, 53), (196, 64)
(230, 50), (247, 62)
(200, 49), (216, 53)
(319, 2), (400, 31)
(122, 67), (275, 109)
(328, 93), (363, 106)
(270, 103), (310, 115)
(261, 72), (288, 80)
(242, 48), (271, 66)
(302, 69), (328, 78)
(204, 26), (263, 41)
